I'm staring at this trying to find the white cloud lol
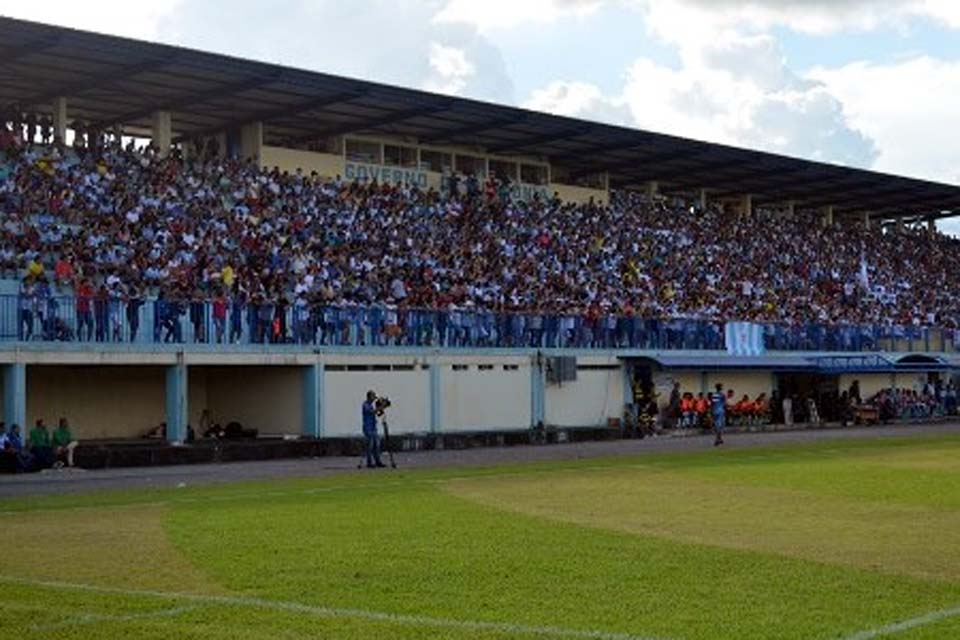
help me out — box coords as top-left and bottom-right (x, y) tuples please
(434, 0), (603, 31)
(154, 1), (514, 103)
(526, 32), (878, 167)
(637, 1), (960, 37)
(810, 56), (960, 183)
(0, 0), (183, 39)
(524, 80), (633, 125)
(423, 43), (475, 95)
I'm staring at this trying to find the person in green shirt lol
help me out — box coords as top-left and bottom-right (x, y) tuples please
(29, 419), (53, 468)
(52, 417), (79, 468)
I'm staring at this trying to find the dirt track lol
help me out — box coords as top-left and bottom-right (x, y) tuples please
(1, 422), (957, 500)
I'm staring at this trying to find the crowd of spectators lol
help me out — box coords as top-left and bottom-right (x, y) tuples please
(0, 417), (78, 473)
(3, 119), (960, 348)
(868, 379), (957, 423)
(652, 376), (957, 432)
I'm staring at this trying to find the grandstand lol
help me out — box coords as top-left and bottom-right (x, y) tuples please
(1, 15), (960, 460)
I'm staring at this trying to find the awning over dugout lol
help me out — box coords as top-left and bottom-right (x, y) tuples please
(1, 16), (960, 219)
(626, 353), (954, 373)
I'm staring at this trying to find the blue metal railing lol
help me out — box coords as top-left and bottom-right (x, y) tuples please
(0, 294), (953, 352)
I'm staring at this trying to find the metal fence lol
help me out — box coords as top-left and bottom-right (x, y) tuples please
(0, 294), (954, 352)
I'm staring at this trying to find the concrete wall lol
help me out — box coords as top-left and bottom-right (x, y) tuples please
(549, 183), (609, 206)
(708, 371), (772, 400)
(26, 366), (165, 439)
(443, 357), (531, 431)
(324, 367), (430, 437)
(839, 374), (892, 399)
(261, 146), (345, 178)
(9, 352), (947, 442)
(546, 366), (622, 427)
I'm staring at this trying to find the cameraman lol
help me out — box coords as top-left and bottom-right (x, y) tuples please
(362, 390), (386, 468)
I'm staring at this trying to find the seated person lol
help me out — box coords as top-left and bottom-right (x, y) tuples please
(725, 389), (737, 422)
(695, 392), (709, 429)
(4, 424), (32, 472)
(29, 419), (53, 469)
(143, 422), (166, 439)
(0, 422), (14, 473)
(753, 393), (769, 424)
(734, 394), (754, 424)
(52, 417), (79, 468)
(680, 393), (696, 428)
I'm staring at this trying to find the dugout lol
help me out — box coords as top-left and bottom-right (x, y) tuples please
(24, 365), (167, 439)
(188, 365), (308, 438)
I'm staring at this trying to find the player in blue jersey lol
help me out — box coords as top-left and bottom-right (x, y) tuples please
(710, 383), (726, 446)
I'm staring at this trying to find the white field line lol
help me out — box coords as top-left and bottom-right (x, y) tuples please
(29, 605), (198, 633)
(0, 575), (666, 640)
(842, 605), (960, 640)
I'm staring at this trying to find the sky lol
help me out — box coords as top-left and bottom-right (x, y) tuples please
(2, 0), (959, 229)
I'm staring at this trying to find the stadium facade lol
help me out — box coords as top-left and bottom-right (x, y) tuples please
(1, 17), (959, 447)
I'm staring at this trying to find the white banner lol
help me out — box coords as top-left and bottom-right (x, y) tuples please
(725, 321), (765, 356)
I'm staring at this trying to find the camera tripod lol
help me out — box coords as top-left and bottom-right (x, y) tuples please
(357, 417), (397, 469)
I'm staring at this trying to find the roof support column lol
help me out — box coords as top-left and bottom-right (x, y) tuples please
(822, 205), (834, 228)
(152, 110), (172, 156)
(165, 357), (188, 444)
(3, 362), (26, 434)
(302, 361), (324, 438)
(698, 188), (708, 211)
(785, 200), (795, 220)
(861, 211), (871, 229)
(741, 194), (753, 218)
(646, 181), (659, 198)
(928, 218), (937, 235)
(52, 96), (68, 144)
(241, 121), (263, 165)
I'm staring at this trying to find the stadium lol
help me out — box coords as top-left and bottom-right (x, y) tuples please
(1, 13), (960, 640)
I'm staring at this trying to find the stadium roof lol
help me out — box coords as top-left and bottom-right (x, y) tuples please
(1, 15), (959, 220)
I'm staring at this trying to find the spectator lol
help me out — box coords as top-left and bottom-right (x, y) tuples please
(0, 422), (14, 473)
(52, 417), (79, 468)
(667, 382), (681, 428)
(28, 419), (53, 468)
(3, 423), (31, 472)
(710, 383), (726, 446)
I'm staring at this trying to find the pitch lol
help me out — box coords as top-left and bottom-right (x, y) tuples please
(2, 433), (959, 639)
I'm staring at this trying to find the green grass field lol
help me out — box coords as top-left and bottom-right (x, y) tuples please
(2, 433), (960, 639)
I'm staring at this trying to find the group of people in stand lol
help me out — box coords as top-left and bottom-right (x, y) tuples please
(4, 130), (960, 339)
(0, 417), (78, 473)
(674, 386), (772, 430)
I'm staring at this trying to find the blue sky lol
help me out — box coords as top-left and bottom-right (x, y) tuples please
(2, 0), (959, 227)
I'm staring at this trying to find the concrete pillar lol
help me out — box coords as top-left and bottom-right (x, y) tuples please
(429, 359), (442, 434)
(530, 354), (546, 428)
(928, 218), (937, 235)
(785, 200), (796, 220)
(52, 96), (67, 143)
(151, 110), (172, 156)
(621, 363), (633, 408)
(862, 211), (871, 229)
(741, 194), (753, 218)
(240, 121), (263, 165)
(165, 357), (188, 444)
(646, 181), (659, 198)
(302, 362), (325, 438)
(822, 205), (834, 228)
(698, 188), (708, 210)
(3, 363), (26, 432)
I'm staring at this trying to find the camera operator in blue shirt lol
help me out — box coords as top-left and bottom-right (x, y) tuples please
(362, 390), (386, 468)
